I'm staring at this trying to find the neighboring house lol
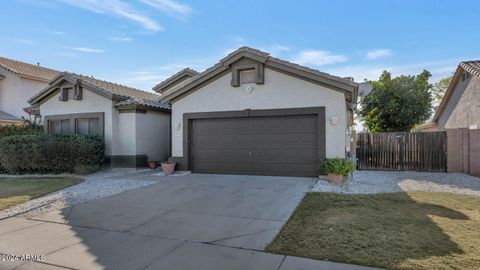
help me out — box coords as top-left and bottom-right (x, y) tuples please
(160, 47), (359, 177)
(419, 60), (480, 131)
(153, 68), (198, 94)
(28, 72), (171, 167)
(0, 57), (59, 125)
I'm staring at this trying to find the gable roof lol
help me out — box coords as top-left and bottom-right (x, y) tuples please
(0, 57), (60, 82)
(29, 72), (170, 111)
(160, 47), (359, 104)
(153, 68), (198, 94)
(432, 60), (480, 122)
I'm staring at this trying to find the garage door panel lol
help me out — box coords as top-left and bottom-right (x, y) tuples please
(190, 114), (320, 177)
(192, 161), (317, 177)
(191, 132), (317, 147)
(192, 115), (317, 134)
(191, 147), (317, 163)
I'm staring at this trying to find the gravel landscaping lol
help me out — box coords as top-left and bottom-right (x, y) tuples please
(0, 168), (156, 219)
(313, 170), (480, 196)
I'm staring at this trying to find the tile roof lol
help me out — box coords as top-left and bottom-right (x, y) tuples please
(460, 60), (480, 77)
(30, 72), (169, 111)
(433, 60), (480, 122)
(161, 46), (358, 103)
(0, 110), (22, 121)
(153, 68), (198, 93)
(0, 57), (59, 82)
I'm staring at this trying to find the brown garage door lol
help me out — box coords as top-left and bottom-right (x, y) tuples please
(189, 114), (320, 176)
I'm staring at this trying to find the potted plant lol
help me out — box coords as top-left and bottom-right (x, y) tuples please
(323, 158), (355, 185)
(148, 161), (158, 169)
(161, 161), (176, 176)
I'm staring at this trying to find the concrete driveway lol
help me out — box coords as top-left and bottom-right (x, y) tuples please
(0, 173), (376, 270)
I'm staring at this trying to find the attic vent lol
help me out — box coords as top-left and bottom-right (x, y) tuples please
(240, 69), (256, 85)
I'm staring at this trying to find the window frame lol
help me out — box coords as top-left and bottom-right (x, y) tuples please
(44, 112), (105, 137)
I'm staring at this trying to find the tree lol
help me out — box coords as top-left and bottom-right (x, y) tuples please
(360, 70), (433, 132)
(431, 75), (453, 107)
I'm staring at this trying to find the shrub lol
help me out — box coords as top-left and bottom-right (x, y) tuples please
(324, 158), (355, 176)
(0, 134), (104, 174)
(0, 123), (43, 173)
(0, 122), (42, 139)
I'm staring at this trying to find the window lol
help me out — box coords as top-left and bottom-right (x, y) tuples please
(45, 113), (104, 137)
(75, 118), (100, 136)
(48, 119), (70, 134)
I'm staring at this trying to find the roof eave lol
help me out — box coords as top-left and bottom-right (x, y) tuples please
(432, 65), (463, 122)
(153, 69), (198, 93)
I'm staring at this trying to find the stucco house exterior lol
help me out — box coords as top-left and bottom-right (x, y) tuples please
(419, 60), (480, 131)
(0, 57), (59, 125)
(160, 47), (359, 177)
(28, 72), (171, 167)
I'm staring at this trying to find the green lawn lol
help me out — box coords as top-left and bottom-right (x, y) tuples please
(266, 192), (480, 270)
(0, 176), (83, 211)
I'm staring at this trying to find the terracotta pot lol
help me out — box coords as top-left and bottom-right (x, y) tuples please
(327, 173), (344, 185)
(148, 161), (157, 169)
(161, 162), (176, 176)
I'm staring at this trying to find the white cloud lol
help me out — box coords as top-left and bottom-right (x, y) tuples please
(70, 47), (105, 53)
(268, 44), (291, 53)
(7, 38), (36, 45)
(324, 59), (459, 83)
(108, 36), (133, 42)
(140, 0), (192, 20)
(46, 31), (66, 35)
(57, 0), (162, 32)
(293, 50), (348, 66)
(365, 49), (393, 60)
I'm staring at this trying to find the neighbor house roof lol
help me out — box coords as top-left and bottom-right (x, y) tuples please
(0, 110), (22, 122)
(432, 60), (480, 122)
(153, 68), (198, 94)
(0, 57), (60, 82)
(160, 47), (359, 104)
(29, 72), (170, 111)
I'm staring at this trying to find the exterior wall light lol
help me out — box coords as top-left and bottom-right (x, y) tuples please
(330, 115), (339, 125)
(174, 122), (181, 130)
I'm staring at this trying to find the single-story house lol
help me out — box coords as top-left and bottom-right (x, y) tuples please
(28, 72), (171, 167)
(159, 47), (359, 177)
(419, 60), (480, 131)
(0, 57), (59, 125)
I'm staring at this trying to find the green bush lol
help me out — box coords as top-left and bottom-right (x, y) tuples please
(0, 134), (104, 174)
(324, 158), (355, 176)
(0, 123), (42, 139)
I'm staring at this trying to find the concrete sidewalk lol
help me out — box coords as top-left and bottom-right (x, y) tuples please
(0, 173), (380, 270)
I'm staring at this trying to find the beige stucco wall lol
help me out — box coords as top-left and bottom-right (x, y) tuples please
(135, 111), (170, 162)
(0, 68), (49, 119)
(117, 111), (170, 162)
(118, 112), (137, 155)
(441, 76), (480, 129)
(39, 89), (117, 155)
(171, 68), (348, 158)
(39, 88), (171, 161)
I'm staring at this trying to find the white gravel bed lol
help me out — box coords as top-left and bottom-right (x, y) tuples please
(313, 170), (480, 196)
(0, 168), (155, 219)
(152, 171), (191, 177)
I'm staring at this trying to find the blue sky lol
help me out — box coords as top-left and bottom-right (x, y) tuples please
(1, 0), (479, 90)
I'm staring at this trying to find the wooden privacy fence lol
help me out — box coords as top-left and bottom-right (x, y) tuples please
(356, 132), (447, 172)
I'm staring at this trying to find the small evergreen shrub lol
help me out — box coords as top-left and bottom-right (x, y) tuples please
(324, 158), (356, 176)
(0, 134), (104, 174)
